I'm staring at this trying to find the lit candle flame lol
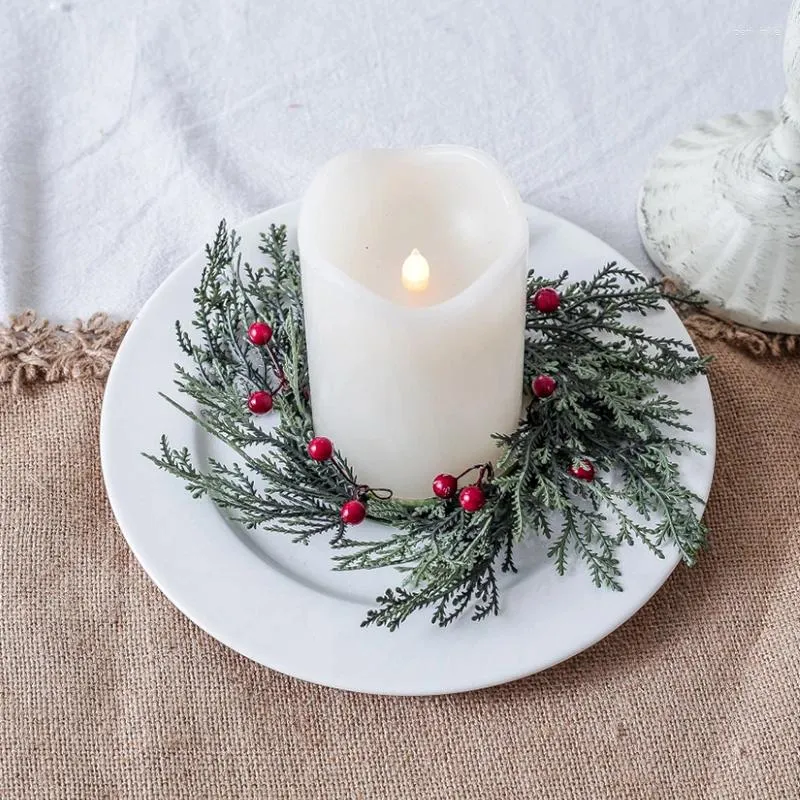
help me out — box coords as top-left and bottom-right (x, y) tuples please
(401, 248), (430, 292)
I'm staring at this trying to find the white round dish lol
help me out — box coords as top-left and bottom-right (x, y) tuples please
(100, 202), (716, 696)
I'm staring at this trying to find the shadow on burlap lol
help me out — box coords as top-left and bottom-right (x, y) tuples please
(0, 314), (798, 799)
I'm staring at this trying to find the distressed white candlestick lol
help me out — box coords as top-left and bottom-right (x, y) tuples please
(638, 0), (800, 334)
(298, 147), (528, 499)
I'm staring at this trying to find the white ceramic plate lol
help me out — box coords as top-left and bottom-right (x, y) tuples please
(100, 202), (716, 696)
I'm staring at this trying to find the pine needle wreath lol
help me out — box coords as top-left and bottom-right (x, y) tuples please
(146, 221), (710, 631)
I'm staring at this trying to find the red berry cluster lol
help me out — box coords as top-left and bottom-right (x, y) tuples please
(245, 320), (283, 415)
(309, 439), (594, 527)
(432, 467), (489, 513)
(306, 436), (371, 526)
(528, 289), (562, 402)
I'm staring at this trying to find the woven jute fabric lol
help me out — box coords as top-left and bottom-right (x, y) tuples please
(1, 317), (799, 799)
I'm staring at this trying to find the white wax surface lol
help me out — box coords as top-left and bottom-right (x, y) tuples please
(298, 146), (528, 499)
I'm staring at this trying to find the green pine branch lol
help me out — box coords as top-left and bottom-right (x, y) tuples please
(146, 220), (710, 631)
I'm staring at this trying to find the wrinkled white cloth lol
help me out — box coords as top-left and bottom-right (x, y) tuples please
(0, 0), (790, 320)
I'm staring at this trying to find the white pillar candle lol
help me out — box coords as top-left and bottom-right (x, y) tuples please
(298, 146), (528, 499)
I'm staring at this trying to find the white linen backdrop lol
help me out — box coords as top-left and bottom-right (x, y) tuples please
(0, 0), (790, 320)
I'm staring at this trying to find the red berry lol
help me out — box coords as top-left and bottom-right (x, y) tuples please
(533, 287), (561, 313)
(247, 390), (273, 414)
(340, 499), (367, 525)
(248, 321), (273, 346)
(459, 485), (486, 513)
(569, 460), (596, 481)
(432, 473), (458, 499)
(307, 436), (333, 461)
(532, 374), (557, 398)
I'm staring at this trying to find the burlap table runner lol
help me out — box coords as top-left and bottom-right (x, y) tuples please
(1, 312), (799, 799)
